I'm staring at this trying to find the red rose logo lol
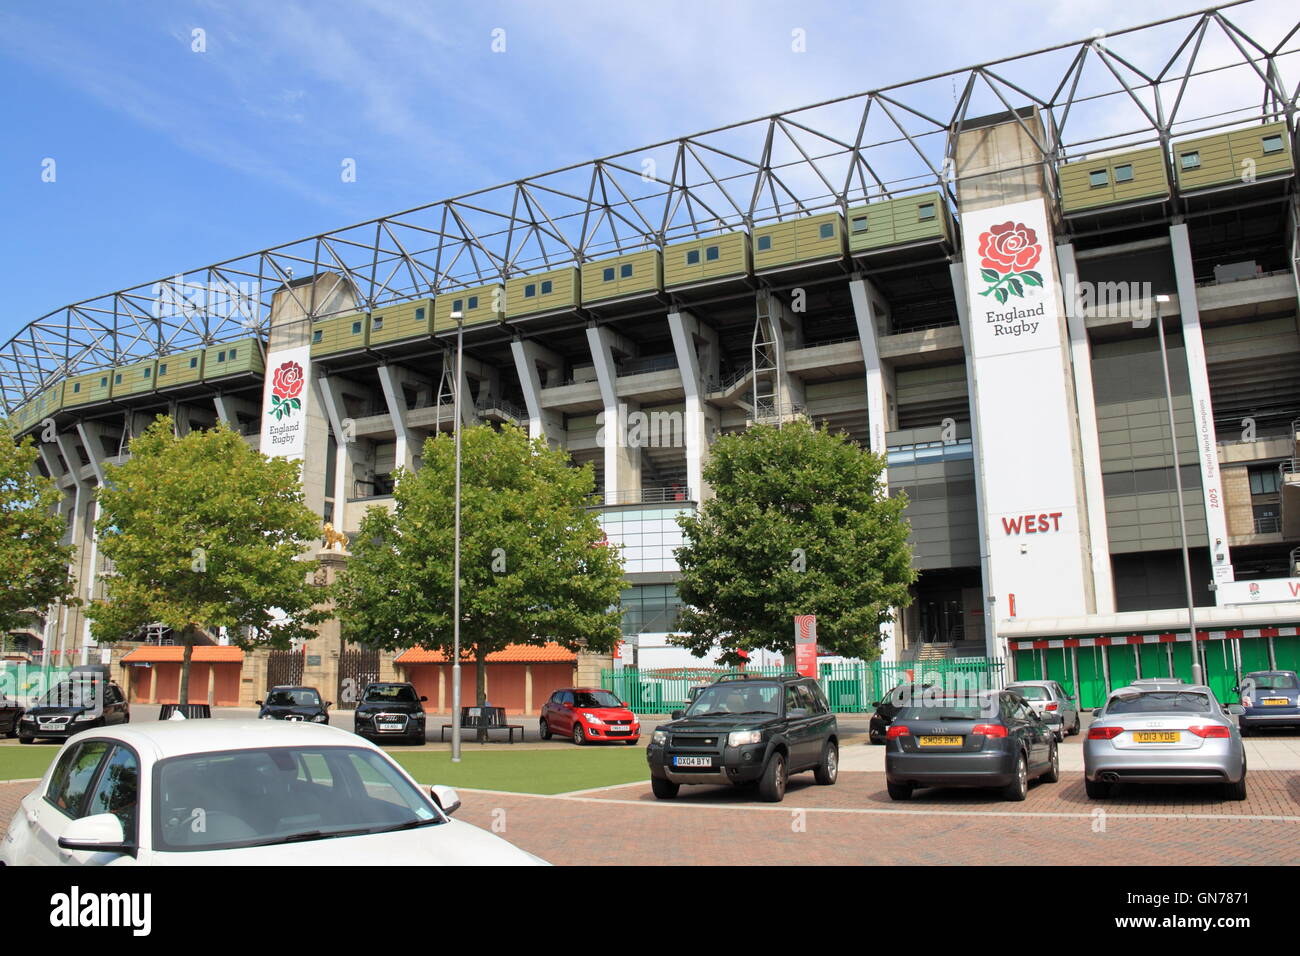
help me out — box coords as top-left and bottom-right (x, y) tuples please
(268, 360), (304, 421)
(975, 221), (1044, 304)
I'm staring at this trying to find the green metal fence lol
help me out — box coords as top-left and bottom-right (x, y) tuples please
(0, 662), (76, 706)
(603, 658), (1007, 715)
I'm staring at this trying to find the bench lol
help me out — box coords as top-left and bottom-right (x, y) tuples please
(440, 706), (525, 744)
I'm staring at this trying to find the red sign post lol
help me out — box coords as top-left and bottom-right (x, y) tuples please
(794, 615), (817, 678)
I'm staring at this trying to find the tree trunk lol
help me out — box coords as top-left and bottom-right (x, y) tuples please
(178, 625), (195, 711)
(475, 644), (488, 744)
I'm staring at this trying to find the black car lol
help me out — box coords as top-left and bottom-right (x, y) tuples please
(647, 674), (838, 803)
(869, 682), (935, 744)
(884, 689), (1058, 801)
(18, 676), (130, 744)
(257, 685), (332, 723)
(354, 682), (427, 745)
(0, 692), (23, 738)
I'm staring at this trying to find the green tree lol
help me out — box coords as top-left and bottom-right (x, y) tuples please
(674, 420), (915, 664)
(336, 425), (624, 738)
(0, 418), (76, 641)
(90, 417), (327, 705)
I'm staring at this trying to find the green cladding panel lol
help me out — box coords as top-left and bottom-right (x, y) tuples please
(109, 359), (158, 399)
(203, 339), (263, 380)
(11, 385), (64, 434)
(1060, 147), (1170, 213)
(580, 250), (663, 304)
(846, 192), (950, 253)
(64, 369), (113, 408)
(752, 212), (845, 271)
(505, 268), (580, 318)
(433, 284), (504, 332)
(310, 312), (370, 357)
(663, 231), (750, 289)
(154, 350), (205, 389)
(1174, 121), (1294, 191)
(368, 298), (434, 346)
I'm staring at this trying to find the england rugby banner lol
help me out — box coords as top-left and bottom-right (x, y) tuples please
(259, 346), (311, 460)
(960, 198), (1091, 621)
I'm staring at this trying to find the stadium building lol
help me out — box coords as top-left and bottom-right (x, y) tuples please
(3, 5), (1300, 710)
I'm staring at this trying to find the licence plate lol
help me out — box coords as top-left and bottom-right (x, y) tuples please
(1263, 698), (1289, 706)
(611, 725), (629, 731)
(1133, 731), (1180, 743)
(673, 756), (712, 768)
(918, 735), (963, 747)
(39, 723), (63, 732)
(379, 723), (403, 732)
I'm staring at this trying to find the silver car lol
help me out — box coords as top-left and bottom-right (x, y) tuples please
(1006, 680), (1080, 740)
(1083, 683), (1246, 801)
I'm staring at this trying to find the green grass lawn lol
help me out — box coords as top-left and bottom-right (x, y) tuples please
(0, 743), (650, 795)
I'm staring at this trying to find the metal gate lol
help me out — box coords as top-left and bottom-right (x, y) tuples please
(266, 650), (303, 691)
(337, 649), (380, 710)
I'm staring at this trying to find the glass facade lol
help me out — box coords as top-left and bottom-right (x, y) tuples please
(600, 506), (690, 574)
(619, 584), (682, 636)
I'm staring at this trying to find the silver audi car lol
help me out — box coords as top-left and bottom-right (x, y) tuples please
(1083, 682), (1247, 801)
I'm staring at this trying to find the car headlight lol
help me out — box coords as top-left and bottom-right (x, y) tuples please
(582, 713), (603, 724)
(312, 714), (328, 723)
(652, 730), (667, 746)
(74, 712), (98, 722)
(412, 713), (425, 721)
(728, 730), (762, 747)
(20, 715), (33, 722)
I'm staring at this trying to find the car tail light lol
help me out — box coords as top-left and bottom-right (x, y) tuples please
(972, 723), (1007, 738)
(1088, 725), (1124, 739)
(1241, 696), (1253, 707)
(886, 725), (911, 739)
(1045, 702), (1059, 711)
(1189, 725), (1231, 738)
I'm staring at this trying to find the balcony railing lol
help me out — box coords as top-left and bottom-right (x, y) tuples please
(1254, 515), (1282, 534)
(589, 487), (693, 506)
(617, 355), (679, 376)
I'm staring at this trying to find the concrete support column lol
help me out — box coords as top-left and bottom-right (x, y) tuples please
(1057, 243), (1116, 613)
(587, 325), (641, 504)
(667, 309), (719, 502)
(213, 394), (259, 433)
(1170, 223), (1234, 593)
(510, 339), (567, 447)
(525, 664), (533, 715)
(75, 422), (115, 664)
(316, 375), (356, 533)
(376, 365), (415, 473)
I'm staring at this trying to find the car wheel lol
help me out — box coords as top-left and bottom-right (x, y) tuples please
(1071, 714), (1081, 736)
(870, 734), (884, 746)
(409, 731), (425, 745)
(651, 776), (679, 800)
(1003, 752), (1028, 801)
(538, 718), (552, 740)
(814, 740), (839, 785)
(1084, 776), (1111, 799)
(572, 723), (586, 746)
(886, 781), (913, 801)
(1043, 741), (1060, 783)
(1238, 723), (1250, 738)
(757, 751), (787, 803)
(1224, 763), (1247, 801)
(19, 735), (33, 745)
(5, 722), (17, 739)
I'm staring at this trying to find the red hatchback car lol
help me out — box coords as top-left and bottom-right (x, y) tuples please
(540, 688), (640, 745)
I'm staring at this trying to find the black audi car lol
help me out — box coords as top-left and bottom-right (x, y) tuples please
(18, 674), (129, 744)
(257, 685), (331, 723)
(646, 673), (839, 803)
(354, 681), (427, 745)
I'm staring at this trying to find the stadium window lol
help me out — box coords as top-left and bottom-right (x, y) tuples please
(1113, 164), (1134, 183)
(73, 383), (80, 394)
(312, 330), (322, 344)
(415, 307), (425, 321)
(1180, 151), (1200, 169)
(603, 268), (615, 282)
(158, 364), (167, 376)
(189, 357), (198, 368)
(114, 374), (122, 385)
(351, 321), (362, 334)
(917, 203), (936, 221)
(686, 249), (700, 265)
(217, 351), (226, 362)
(540, 280), (553, 294)
(1262, 134), (1284, 154)
(372, 316), (384, 331)
(1089, 169), (1109, 188)
(143, 367), (151, 378)
(620, 264), (632, 278)
(819, 222), (834, 239)
(705, 246), (719, 261)
(100, 377), (107, 388)
(757, 234), (772, 250)
(452, 299), (463, 312)
(229, 348), (236, 360)
(467, 296), (479, 310)
(850, 216), (868, 233)
(524, 283), (536, 298)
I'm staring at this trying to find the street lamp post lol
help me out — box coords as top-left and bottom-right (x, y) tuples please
(451, 310), (464, 762)
(1154, 294), (1203, 685)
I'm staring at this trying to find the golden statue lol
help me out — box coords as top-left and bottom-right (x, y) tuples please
(321, 522), (349, 552)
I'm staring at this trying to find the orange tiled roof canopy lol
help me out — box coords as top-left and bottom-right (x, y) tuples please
(121, 646), (245, 663)
(396, 642), (576, 664)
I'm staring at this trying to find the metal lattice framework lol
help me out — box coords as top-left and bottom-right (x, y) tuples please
(2, 0), (1298, 411)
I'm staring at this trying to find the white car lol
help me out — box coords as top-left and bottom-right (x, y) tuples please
(0, 718), (547, 865)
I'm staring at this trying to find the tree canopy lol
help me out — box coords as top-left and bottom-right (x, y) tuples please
(673, 420), (915, 664)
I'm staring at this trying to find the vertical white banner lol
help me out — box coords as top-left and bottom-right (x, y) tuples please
(258, 345), (312, 460)
(960, 198), (1090, 621)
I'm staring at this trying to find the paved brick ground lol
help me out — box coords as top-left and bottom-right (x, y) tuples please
(6, 771), (1297, 864)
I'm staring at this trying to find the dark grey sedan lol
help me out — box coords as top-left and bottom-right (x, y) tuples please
(885, 690), (1059, 801)
(1236, 670), (1300, 735)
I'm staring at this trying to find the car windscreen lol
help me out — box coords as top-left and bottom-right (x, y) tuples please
(1105, 691), (1212, 715)
(267, 690), (321, 707)
(687, 683), (781, 716)
(1250, 674), (1299, 691)
(1008, 685), (1050, 700)
(896, 699), (998, 721)
(37, 682), (101, 707)
(573, 691), (622, 708)
(362, 685), (417, 703)
(153, 746), (442, 852)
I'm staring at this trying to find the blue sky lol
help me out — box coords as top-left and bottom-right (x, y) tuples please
(0, 0), (1293, 341)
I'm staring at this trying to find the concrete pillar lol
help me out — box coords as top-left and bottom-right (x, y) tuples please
(1057, 243), (1116, 614)
(316, 375), (356, 533)
(524, 665), (533, 714)
(376, 365), (415, 473)
(213, 394), (259, 432)
(667, 309), (719, 502)
(1170, 223), (1234, 593)
(587, 325), (641, 504)
(510, 339), (567, 447)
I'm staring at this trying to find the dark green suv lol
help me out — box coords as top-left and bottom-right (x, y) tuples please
(646, 674), (839, 802)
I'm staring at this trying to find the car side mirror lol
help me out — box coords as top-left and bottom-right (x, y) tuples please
(1231, 686), (1240, 695)
(325, 701), (333, 708)
(871, 701), (881, 708)
(671, 710), (684, 720)
(1227, 703), (1245, 716)
(430, 785), (461, 816)
(788, 708), (809, 718)
(1092, 708), (1103, 717)
(255, 700), (263, 706)
(563, 702), (574, 710)
(58, 813), (132, 855)
(420, 696), (428, 702)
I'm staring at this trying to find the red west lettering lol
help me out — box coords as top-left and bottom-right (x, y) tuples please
(1002, 516), (1022, 534)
